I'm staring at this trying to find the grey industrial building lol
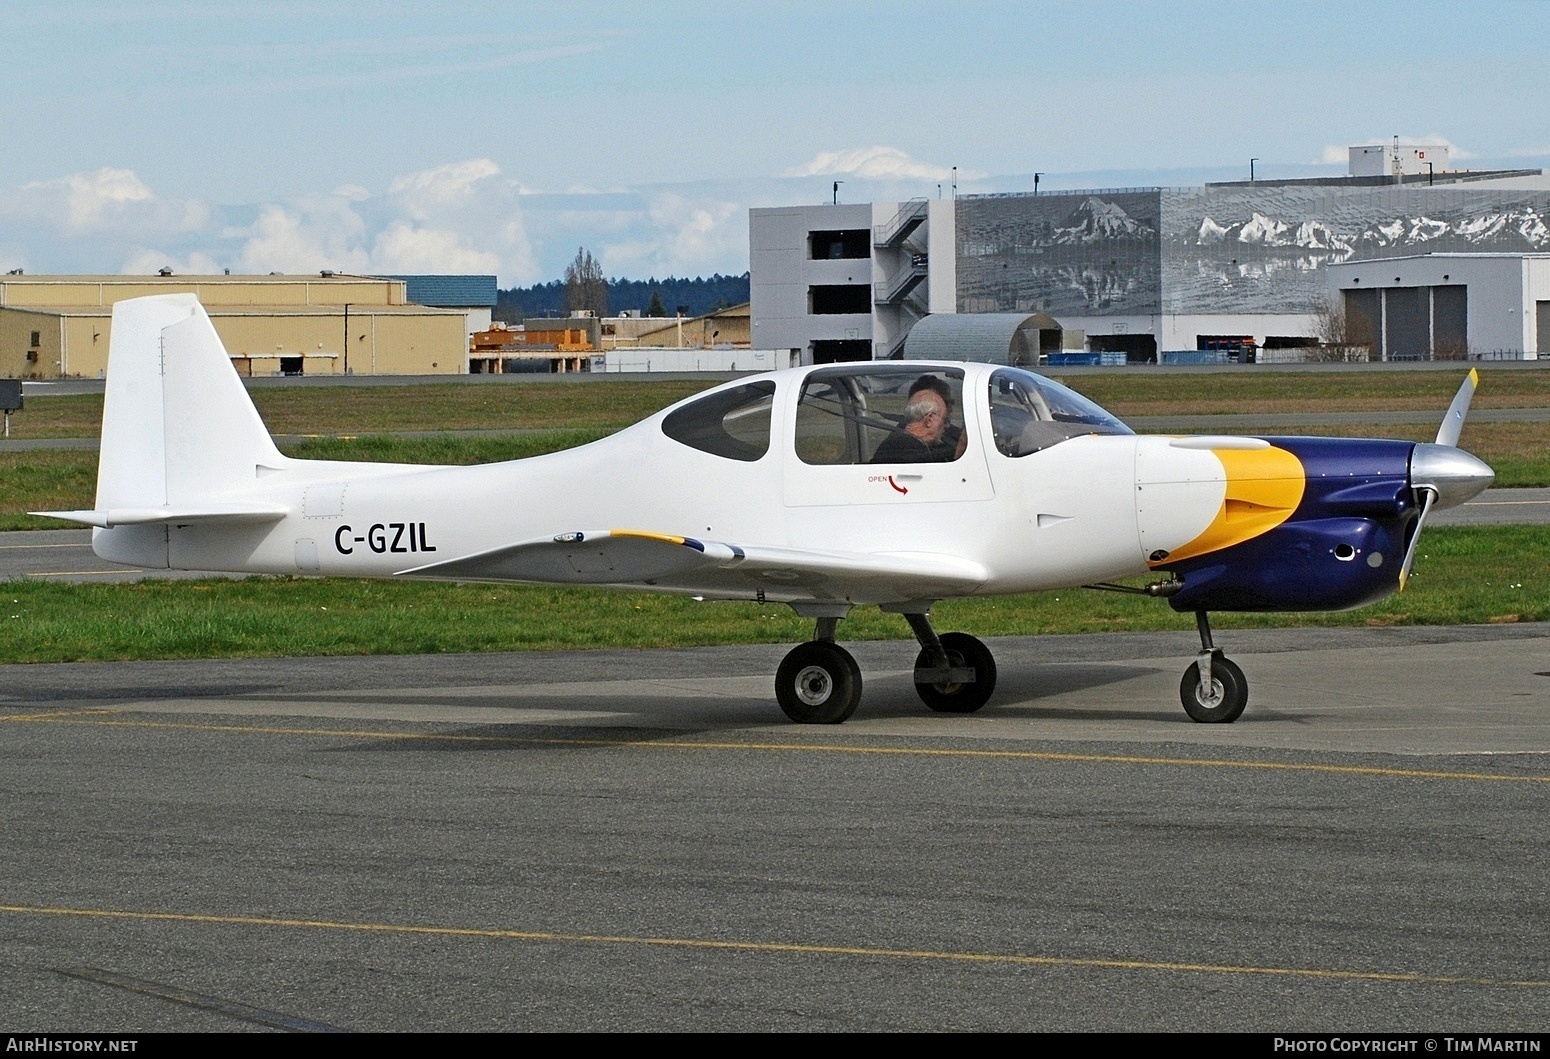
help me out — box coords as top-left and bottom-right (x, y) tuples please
(750, 145), (1550, 363)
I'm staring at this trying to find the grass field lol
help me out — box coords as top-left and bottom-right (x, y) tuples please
(6, 365), (1548, 438)
(1, 526), (1543, 664)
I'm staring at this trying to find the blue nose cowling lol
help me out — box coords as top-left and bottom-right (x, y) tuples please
(1162, 436), (1492, 614)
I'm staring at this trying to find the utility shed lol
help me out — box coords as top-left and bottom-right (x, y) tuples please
(901, 312), (1066, 365)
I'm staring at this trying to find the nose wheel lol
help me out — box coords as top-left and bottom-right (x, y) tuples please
(1180, 611), (1248, 723)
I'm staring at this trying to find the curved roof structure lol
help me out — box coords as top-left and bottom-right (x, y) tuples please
(902, 312), (1061, 365)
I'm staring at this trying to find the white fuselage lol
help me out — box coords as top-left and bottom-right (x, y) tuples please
(103, 362), (1236, 606)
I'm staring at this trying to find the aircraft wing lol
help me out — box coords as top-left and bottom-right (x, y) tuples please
(397, 529), (988, 602)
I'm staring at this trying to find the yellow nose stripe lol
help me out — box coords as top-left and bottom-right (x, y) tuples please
(1157, 446), (1305, 565)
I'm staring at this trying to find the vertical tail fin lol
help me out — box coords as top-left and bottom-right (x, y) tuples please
(97, 293), (287, 511)
(34, 294), (289, 563)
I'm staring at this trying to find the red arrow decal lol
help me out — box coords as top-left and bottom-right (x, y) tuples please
(888, 476), (908, 495)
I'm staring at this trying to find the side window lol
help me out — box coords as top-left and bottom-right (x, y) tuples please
(796, 369), (965, 465)
(794, 377), (858, 464)
(661, 380), (775, 461)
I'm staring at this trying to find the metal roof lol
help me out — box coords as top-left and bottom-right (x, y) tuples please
(902, 312), (1062, 363)
(384, 274), (498, 308)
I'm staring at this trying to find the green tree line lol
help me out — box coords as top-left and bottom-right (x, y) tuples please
(497, 271), (750, 322)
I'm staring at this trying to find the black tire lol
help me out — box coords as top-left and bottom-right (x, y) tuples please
(1180, 654), (1248, 723)
(914, 631), (997, 713)
(776, 641), (863, 724)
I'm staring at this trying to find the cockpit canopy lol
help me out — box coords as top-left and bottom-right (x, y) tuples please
(986, 366), (1132, 457)
(658, 364), (1131, 464)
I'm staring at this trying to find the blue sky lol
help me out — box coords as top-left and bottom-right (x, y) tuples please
(3, 0), (1547, 285)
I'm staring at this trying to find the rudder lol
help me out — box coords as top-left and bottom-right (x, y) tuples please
(85, 294), (289, 566)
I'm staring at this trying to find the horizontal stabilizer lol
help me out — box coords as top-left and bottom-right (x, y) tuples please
(398, 528), (987, 599)
(32, 504), (290, 529)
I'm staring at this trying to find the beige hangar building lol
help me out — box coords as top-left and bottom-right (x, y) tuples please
(0, 273), (471, 378)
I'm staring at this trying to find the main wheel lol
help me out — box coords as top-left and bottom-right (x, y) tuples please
(776, 641), (863, 724)
(914, 631), (997, 713)
(1180, 654), (1248, 723)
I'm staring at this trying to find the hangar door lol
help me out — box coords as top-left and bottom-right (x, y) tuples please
(1343, 284), (1467, 360)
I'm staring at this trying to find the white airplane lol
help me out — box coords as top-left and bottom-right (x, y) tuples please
(42, 293), (1495, 725)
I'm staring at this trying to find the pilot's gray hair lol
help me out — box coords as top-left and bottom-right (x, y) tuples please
(902, 397), (941, 424)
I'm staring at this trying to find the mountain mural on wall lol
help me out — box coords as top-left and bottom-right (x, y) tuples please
(957, 184), (1550, 319)
(1193, 205), (1550, 255)
(1054, 197), (1157, 242)
(956, 191), (1162, 316)
(1162, 185), (1550, 314)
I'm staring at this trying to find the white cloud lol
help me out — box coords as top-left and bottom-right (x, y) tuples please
(1, 161), (737, 285)
(785, 146), (974, 182)
(59, 168), (153, 232)
(3, 168), (206, 240)
(369, 222), (501, 275)
(235, 197), (370, 275)
(601, 193), (744, 278)
(387, 158), (504, 220)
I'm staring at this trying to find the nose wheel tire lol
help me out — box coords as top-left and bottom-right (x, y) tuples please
(1180, 654), (1248, 723)
(776, 641), (863, 724)
(914, 631), (997, 713)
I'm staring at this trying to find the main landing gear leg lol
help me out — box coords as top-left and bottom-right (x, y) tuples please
(775, 605), (862, 724)
(899, 609), (997, 714)
(1179, 610), (1248, 723)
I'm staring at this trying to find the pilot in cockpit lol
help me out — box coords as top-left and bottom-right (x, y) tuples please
(870, 374), (967, 463)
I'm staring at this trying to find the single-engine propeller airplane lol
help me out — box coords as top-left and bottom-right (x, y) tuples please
(42, 294), (1495, 725)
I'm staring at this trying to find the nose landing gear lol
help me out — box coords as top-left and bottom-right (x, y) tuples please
(1180, 610), (1248, 723)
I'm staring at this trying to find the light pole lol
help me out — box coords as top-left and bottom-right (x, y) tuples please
(1250, 157), (1258, 183)
(1034, 172), (1043, 195)
(832, 180), (842, 205)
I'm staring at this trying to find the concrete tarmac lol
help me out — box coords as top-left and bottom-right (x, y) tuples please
(2, 627), (1549, 1031)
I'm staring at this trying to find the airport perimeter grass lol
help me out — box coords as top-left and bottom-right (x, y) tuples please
(1, 526), (1544, 664)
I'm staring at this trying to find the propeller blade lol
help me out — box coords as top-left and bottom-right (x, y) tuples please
(1397, 488), (1436, 591)
(1399, 370), (1487, 592)
(1435, 368), (1479, 447)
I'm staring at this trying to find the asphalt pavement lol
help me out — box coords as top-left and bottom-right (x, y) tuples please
(3, 627), (1548, 1031)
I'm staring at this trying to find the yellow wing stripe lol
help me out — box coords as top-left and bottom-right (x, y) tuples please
(612, 530), (687, 546)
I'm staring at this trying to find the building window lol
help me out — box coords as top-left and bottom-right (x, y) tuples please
(811, 340), (871, 364)
(29, 331), (40, 346)
(808, 229), (871, 260)
(809, 285), (870, 315)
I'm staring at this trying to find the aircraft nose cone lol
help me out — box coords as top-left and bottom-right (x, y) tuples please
(1411, 443), (1494, 510)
